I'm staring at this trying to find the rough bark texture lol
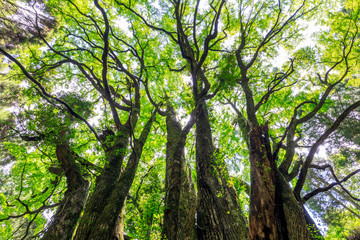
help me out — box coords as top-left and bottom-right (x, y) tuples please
(42, 135), (89, 240)
(86, 112), (156, 239)
(248, 124), (311, 240)
(162, 103), (197, 240)
(73, 132), (129, 240)
(276, 171), (312, 240)
(196, 103), (247, 240)
(110, 204), (126, 240)
(248, 124), (278, 240)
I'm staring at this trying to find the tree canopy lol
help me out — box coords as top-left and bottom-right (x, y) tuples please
(0, 0), (359, 239)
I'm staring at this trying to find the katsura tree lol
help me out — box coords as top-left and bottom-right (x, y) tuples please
(219, 0), (360, 239)
(126, 0), (360, 239)
(1, 0), (360, 239)
(1, 0), (162, 239)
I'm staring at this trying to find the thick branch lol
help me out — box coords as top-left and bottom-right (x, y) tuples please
(302, 169), (360, 202)
(294, 100), (360, 197)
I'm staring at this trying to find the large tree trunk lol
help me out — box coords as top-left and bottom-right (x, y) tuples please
(85, 111), (157, 239)
(162, 103), (197, 240)
(248, 124), (311, 240)
(195, 103), (248, 240)
(110, 204), (126, 240)
(248, 125), (278, 240)
(73, 131), (130, 240)
(276, 170), (312, 239)
(42, 134), (89, 240)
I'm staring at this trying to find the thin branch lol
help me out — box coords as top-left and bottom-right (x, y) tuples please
(116, 1), (178, 43)
(0, 203), (61, 222)
(0, 48), (101, 142)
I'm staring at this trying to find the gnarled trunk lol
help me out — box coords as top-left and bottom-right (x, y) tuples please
(86, 111), (157, 239)
(248, 124), (311, 240)
(162, 103), (197, 240)
(196, 103), (248, 240)
(73, 132), (130, 240)
(42, 135), (89, 240)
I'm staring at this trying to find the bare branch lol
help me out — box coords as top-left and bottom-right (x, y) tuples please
(294, 100), (360, 197)
(94, 0), (122, 130)
(303, 168), (360, 202)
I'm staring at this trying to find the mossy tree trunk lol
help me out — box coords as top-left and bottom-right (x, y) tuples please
(110, 204), (126, 240)
(86, 110), (157, 240)
(195, 103), (248, 240)
(73, 129), (130, 240)
(162, 101), (197, 240)
(248, 124), (311, 240)
(42, 132), (90, 240)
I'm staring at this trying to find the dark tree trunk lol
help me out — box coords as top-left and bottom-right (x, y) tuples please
(248, 125), (278, 240)
(86, 111), (157, 240)
(73, 131), (130, 240)
(195, 103), (248, 240)
(42, 134), (89, 240)
(162, 102), (197, 240)
(276, 170), (312, 240)
(110, 205), (126, 240)
(248, 124), (311, 240)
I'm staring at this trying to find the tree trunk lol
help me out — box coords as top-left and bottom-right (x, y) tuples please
(110, 198), (126, 240)
(162, 103), (197, 240)
(248, 124), (278, 240)
(73, 132), (129, 240)
(276, 170), (312, 239)
(195, 103), (248, 240)
(248, 124), (311, 240)
(86, 111), (157, 239)
(42, 135), (89, 240)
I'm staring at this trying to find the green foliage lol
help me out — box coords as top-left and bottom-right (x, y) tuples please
(0, 0), (359, 238)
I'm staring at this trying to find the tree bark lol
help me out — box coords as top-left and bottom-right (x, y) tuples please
(248, 124), (278, 240)
(86, 111), (157, 239)
(248, 124), (311, 240)
(110, 194), (126, 240)
(42, 133), (89, 240)
(276, 170), (312, 240)
(195, 103), (248, 240)
(73, 131), (129, 240)
(162, 102), (197, 240)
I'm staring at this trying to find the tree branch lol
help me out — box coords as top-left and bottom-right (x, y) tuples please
(0, 48), (101, 142)
(94, 0), (122, 130)
(302, 168), (360, 202)
(294, 100), (360, 197)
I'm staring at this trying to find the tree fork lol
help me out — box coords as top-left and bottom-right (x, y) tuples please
(162, 101), (197, 240)
(42, 131), (90, 240)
